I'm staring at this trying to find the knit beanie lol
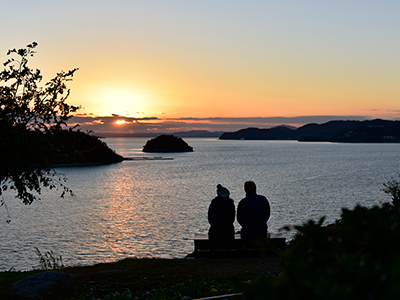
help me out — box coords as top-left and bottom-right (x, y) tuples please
(217, 184), (230, 197)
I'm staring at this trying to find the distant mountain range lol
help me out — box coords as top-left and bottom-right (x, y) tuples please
(99, 130), (223, 138)
(219, 119), (400, 143)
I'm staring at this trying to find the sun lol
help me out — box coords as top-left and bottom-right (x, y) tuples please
(116, 119), (127, 125)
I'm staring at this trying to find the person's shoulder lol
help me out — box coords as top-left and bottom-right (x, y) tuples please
(212, 196), (232, 202)
(256, 194), (269, 201)
(221, 196), (234, 203)
(210, 196), (220, 203)
(238, 196), (249, 205)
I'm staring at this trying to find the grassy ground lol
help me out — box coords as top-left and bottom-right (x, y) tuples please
(0, 256), (283, 300)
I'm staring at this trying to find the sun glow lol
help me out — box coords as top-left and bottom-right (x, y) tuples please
(115, 119), (127, 125)
(89, 86), (156, 117)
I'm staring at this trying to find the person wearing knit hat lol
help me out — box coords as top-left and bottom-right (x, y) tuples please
(208, 184), (235, 241)
(217, 184), (230, 198)
(237, 181), (270, 241)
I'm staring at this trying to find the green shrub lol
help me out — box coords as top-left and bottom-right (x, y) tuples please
(240, 179), (400, 300)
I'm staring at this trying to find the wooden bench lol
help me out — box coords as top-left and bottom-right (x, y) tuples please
(193, 233), (286, 258)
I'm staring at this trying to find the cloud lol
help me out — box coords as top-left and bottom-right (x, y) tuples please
(175, 116), (369, 124)
(67, 115), (160, 133)
(66, 115), (373, 136)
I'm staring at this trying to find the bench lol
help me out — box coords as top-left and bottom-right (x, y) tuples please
(193, 233), (286, 258)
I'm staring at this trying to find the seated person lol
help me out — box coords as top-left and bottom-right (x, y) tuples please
(208, 184), (235, 242)
(237, 181), (271, 241)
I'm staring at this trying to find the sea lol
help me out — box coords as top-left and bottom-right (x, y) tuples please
(1, 138), (399, 271)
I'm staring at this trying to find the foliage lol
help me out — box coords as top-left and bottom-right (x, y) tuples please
(240, 180), (400, 300)
(34, 247), (64, 270)
(382, 173), (400, 207)
(46, 128), (123, 165)
(0, 42), (79, 205)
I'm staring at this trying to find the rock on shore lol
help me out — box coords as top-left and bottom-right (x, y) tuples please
(9, 271), (77, 299)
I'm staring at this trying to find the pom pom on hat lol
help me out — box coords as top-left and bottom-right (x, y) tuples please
(217, 184), (230, 197)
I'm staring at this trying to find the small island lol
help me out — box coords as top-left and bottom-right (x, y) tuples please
(143, 135), (193, 152)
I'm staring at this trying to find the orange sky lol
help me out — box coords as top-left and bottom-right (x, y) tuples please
(1, 1), (400, 133)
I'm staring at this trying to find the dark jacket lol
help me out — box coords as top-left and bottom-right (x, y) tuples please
(237, 192), (270, 240)
(208, 196), (235, 240)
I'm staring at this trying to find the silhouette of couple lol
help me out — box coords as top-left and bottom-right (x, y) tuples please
(208, 181), (270, 241)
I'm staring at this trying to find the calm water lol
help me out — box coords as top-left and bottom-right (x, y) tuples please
(1, 138), (399, 271)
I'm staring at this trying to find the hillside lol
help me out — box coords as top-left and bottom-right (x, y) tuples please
(48, 129), (123, 166)
(219, 119), (400, 143)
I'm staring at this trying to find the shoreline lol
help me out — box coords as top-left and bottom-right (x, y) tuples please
(51, 156), (174, 167)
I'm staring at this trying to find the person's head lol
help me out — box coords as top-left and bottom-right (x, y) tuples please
(244, 181), (257, 194)
(216, 184), (230, 198)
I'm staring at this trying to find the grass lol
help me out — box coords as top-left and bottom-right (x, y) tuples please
(35, 247), (65, 270)
(0, 256), (283, 299)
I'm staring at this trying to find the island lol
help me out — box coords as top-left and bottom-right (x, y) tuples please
(49, 130), (123, 166)
(143, 135), (194, 152)
(219, 119), (400, 143)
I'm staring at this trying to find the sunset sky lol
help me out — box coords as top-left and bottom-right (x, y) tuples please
(1, 1), (400, 134)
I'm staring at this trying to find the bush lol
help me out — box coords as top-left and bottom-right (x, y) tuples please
(240, 179), (400, 300)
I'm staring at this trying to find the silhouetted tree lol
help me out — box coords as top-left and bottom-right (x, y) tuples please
(0, 42), (79, 208)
